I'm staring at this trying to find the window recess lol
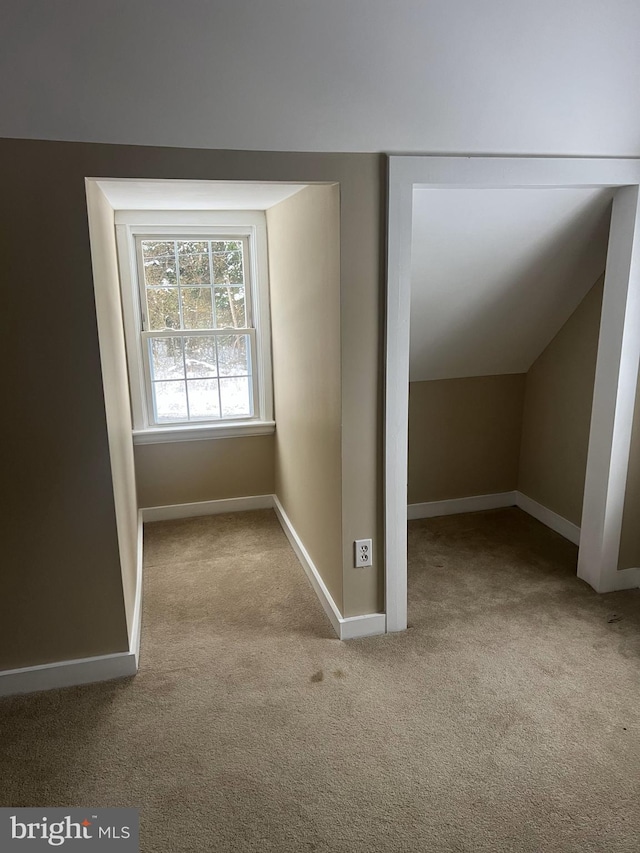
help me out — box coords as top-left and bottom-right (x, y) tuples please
(115, 213), (273, 443)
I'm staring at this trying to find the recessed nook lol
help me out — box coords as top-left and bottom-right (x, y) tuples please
(386, 157), (640, 632)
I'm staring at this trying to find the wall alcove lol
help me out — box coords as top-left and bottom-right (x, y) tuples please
(408, 187), (609, 544)
(386, 157), (640, 633)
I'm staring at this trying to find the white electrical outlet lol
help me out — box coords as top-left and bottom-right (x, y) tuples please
(354, 539), (373, 568)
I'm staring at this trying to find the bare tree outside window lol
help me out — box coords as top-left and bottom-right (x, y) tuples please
(139, 238), (254, 424)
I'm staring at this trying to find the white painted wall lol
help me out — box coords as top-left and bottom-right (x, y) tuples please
(410, 188), (612, 380)
(2, 1), (639, 156)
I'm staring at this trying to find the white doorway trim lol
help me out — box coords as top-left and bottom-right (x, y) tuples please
(385, 156), (640, 633)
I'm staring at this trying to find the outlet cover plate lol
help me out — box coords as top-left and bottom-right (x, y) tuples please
(354, 538), (372, 568)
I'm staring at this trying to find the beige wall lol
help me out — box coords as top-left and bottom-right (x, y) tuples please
(1, 143), (130, 669)
(407, 278), (606, 531)
(267, 186), (344, 610)
(408, 375), (526, 504)
(619, 373), (640, 569)
(86, 182), (139, 641)
(518, 277), (604, 526)
(135, 435), (275, 508)
(339, 159), (384, 616)
(1, 138), (381, 670)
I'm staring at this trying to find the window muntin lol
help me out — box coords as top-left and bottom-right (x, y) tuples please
(135, 236), (258, 427)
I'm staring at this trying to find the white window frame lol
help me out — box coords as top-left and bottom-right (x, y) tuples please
(115, 210), (274, 444)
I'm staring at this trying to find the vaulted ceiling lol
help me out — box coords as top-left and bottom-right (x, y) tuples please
(410, 188), (613, 381)
(2, 1), (639, 156)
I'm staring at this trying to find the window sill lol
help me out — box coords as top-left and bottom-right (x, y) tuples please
(132, 420), (275, 445)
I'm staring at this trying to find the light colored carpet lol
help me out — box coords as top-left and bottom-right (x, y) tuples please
(1, 507), (640, 851)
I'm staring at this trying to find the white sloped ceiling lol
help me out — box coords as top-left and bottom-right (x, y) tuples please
(409, 187), (613, 381)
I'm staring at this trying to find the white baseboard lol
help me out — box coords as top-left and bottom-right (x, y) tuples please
(141, 494), (274, 522)
(131, 511), (144, 666)
(0, 514), (145, 699)
(0, 649), (137, 698)
(588, 565), (640, 592)
(407, 490), (581, 546)
(339, 612), (387, 640)
(272, 495), (386, 640)
(515, 492), (581, 545)
(408, 491), (517, 520)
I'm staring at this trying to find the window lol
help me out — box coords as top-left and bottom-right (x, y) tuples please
(138, 236), (255, 423)
(116, 212), (273, 443)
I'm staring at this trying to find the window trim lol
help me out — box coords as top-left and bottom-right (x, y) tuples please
(115, 210), (274, 443)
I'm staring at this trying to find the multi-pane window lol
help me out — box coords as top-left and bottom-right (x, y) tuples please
(136, 237), (257, 425)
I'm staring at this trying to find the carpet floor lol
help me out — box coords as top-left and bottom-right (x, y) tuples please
(1, 507), (640, 851)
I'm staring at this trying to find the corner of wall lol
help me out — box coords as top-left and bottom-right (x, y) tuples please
(517, 276), (604, 527)
(85, 179), (139, 643)
(267, 185), (345, 614)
